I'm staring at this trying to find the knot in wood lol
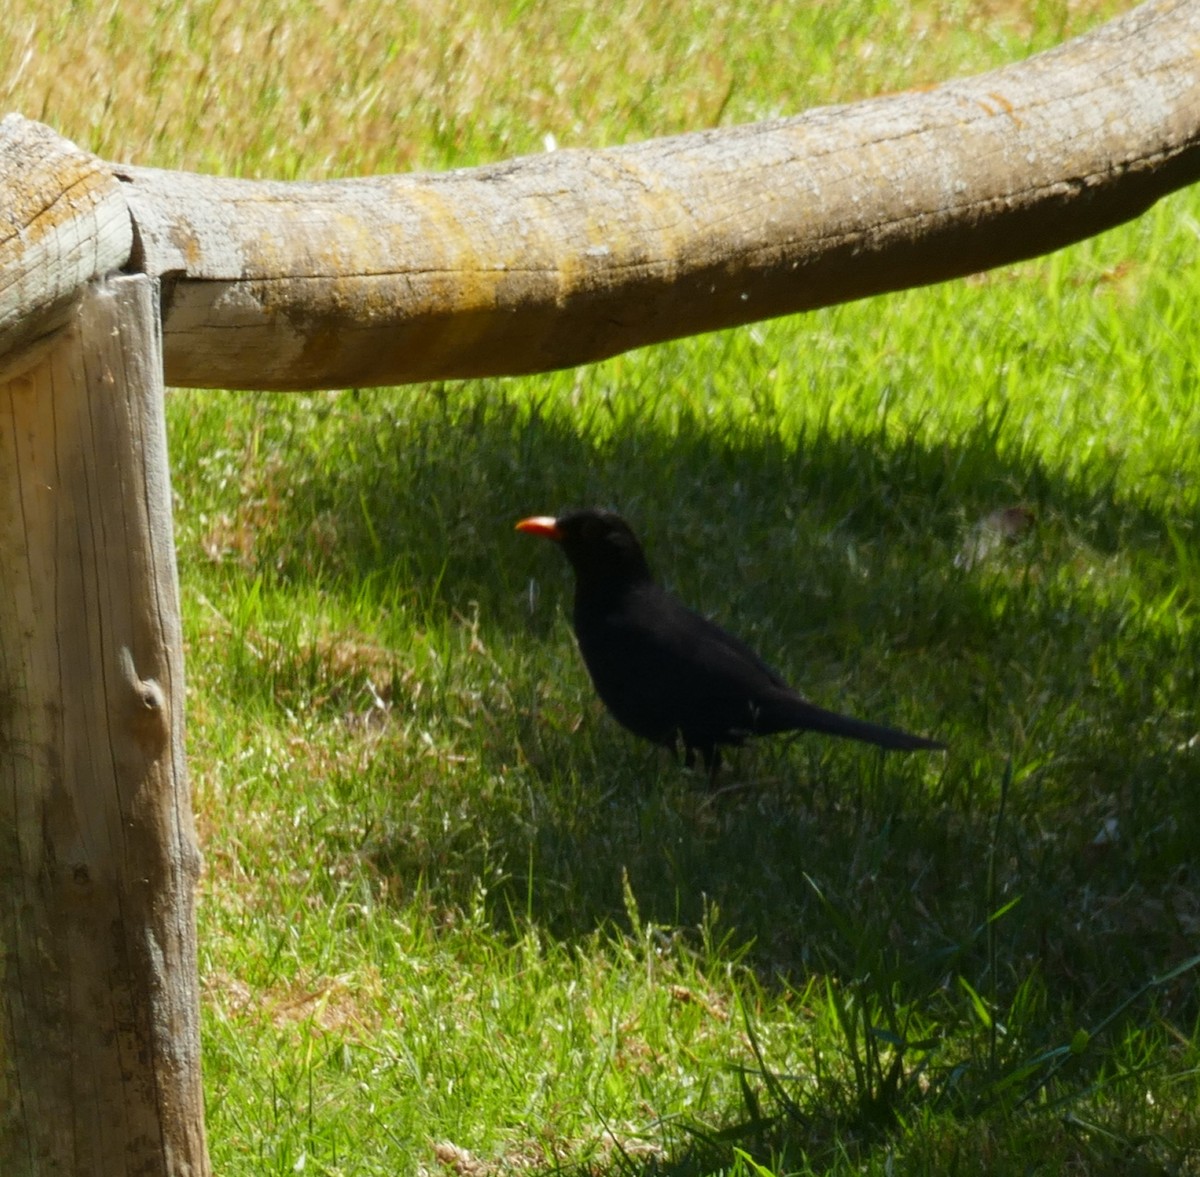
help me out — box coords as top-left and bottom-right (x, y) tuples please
(137, 679), (166, 714)
(119, 647), (169, 755)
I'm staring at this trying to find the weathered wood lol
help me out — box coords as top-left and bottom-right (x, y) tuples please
(112, 0), (1200, 392)
(0, 276), (208, 1176)
(0, 116), (133, 376)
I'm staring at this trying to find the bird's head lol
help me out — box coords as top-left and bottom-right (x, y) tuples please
(516, 509), (653, 587)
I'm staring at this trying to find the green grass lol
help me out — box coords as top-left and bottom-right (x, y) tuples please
(175, 215), (1200, 1173)
(8, 0), (1200, 1173)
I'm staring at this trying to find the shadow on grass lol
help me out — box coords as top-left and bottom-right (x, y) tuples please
(180, 383), (1199, 971)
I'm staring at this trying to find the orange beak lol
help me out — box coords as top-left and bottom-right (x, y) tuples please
(515, 515), (563, 541)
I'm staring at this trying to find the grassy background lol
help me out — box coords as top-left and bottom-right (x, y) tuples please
(6, 0), (1200, 1173)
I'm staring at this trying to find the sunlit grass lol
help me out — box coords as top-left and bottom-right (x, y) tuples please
(6, 0), (1200, 1173)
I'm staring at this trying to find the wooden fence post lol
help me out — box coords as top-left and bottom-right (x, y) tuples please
(0, 276), (209, 1175)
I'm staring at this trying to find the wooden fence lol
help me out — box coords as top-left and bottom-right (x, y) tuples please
(1, 0), (1197, 1170)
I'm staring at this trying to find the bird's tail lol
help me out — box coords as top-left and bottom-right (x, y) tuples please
(764, 693), (946, 752)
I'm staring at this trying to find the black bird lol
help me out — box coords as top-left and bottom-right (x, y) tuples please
(516, 508), (944, 771)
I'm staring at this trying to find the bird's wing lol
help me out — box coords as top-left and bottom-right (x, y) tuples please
(629, 594), (943, 751)
(612, 590), (793, 737)
(650, 594), (791, 692)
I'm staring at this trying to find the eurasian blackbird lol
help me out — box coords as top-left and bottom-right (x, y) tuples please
(516, 508), (945, 771)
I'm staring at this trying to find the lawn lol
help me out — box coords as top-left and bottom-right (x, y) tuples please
(5, 0), (1200, 1173)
